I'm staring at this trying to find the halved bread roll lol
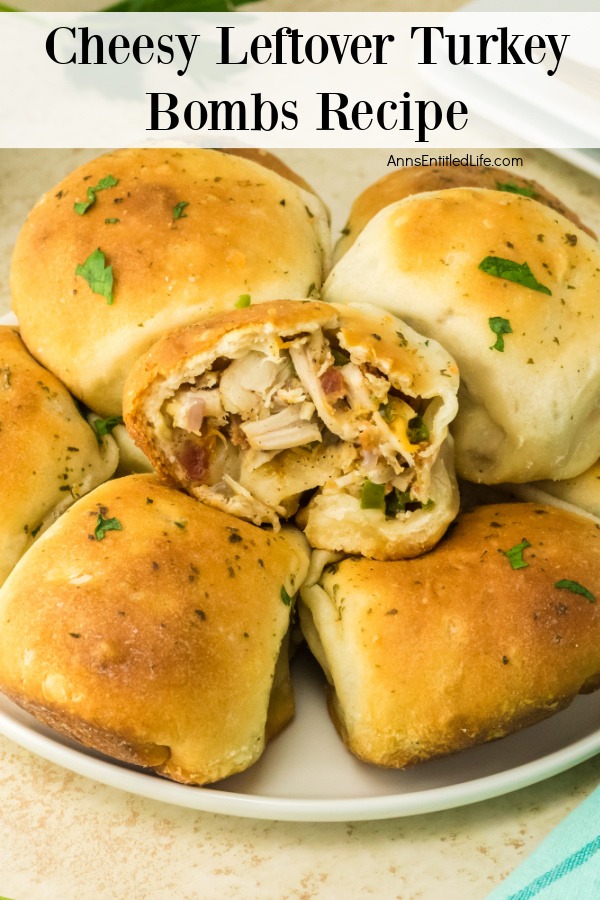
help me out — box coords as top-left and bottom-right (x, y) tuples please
(0, 326), (118, 586)
(325, 188), (600, 484)
(123, 300), (459, 559)
(11, 148), (330, 416)
(300, 503), (600, 768)
(0, 475), (310, 785)
(335, 164), (595, 259)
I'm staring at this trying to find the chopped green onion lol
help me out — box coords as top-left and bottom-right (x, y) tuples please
(379, 402), (394, 423)
(361, 480), (386, 510)
(385, 489), (411, 517)
(332, 348), (350, 367)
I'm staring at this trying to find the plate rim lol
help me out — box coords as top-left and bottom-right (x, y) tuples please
(1, 694), (599, 822)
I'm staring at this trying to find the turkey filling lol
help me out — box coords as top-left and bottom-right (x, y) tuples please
(161, 327), (437, 527)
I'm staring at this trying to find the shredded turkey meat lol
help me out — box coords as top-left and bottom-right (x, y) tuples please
(163, 325), (432, 523)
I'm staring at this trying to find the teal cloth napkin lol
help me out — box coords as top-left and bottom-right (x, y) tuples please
(488, 786), (600, 900)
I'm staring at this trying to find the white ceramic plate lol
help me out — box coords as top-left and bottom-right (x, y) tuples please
(1, 309), (600, 821)
(1, 647), (600, 822)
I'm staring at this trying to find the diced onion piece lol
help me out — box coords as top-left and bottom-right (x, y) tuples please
(186, 399), (205, 434)
(166, 389), (225, 434)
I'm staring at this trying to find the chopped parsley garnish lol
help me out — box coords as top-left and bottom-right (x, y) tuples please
(172, 201), (189, 220)
(554, 579), (596, 603)
(105, 217), (120, 224)
(235, 294), (251, 308)
(360, 480), (386, 510)
(495, 180), (536, 198)
(479, 257), (552, 296)
(74, 174), (118, 215)
(75, 248), (114, 305)
(92, 415), (123, 439)
(94, 513), (122, 541)
(280, 586), (293, 606)
(489, 316), (513, 352)
(407, 415), (429, 444)
(502, 538), (531, 570)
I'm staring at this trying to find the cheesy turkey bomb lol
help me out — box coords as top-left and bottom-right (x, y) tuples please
(325, 188), (600, 484)
(0, 475), (310, 785)
(300, 503), (600, 768)
(11, 148), (330, 417)
(0, 327), (118, 586)
(335, 164), (596, 260)
(123, 300), (460, 560)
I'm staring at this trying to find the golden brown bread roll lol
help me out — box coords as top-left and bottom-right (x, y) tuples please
(11, 148), (330, 417)
(0, 326), (118, 586)
(325, 188), (600, 484)
(0, 474), (310, 784)
(223, 148), (320, 200)
(300, 503), (600, 769)
(122, 299), (459, 559)
(335, 164), (596, 259)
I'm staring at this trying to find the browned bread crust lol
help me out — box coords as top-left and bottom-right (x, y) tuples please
(300, 503), (600, 768)
(11, 148), (330, 416)
(325, 188), (600, 484)
(335, 164), (595, 259)
(223, 148), (320, 200)
(0, 326), (117, 585)
(0, 474), (309, 784)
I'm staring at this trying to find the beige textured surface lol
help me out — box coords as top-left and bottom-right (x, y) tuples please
(0, 734), (598, 898)
(1, 148), (600, 897)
